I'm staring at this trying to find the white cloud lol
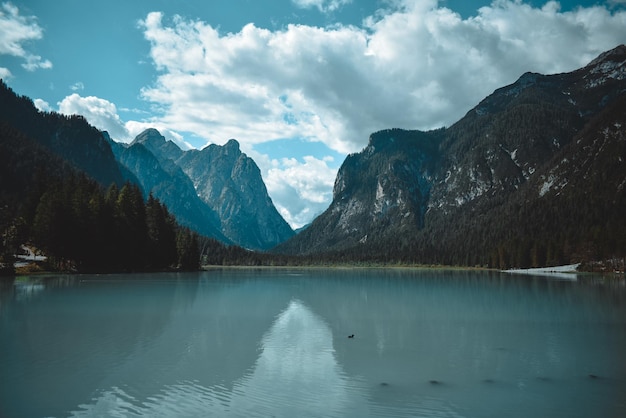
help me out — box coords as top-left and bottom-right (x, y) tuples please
(291, 0), (352, 13)
(55, 93), (192, 149)
(139, 2), (626, 155)
(33, 98), (51, 112)
(0, 66), (11, 79)
(139, 13), (373, 154)
(22, 53), (52, 71)
(70, 81), (85, 91)
(58, 94), (130, 141)
(261, 154), (338, 229)
(136, 1), (626, 227)
(0, 2), (52, 71)
(52, 97), (186, 151)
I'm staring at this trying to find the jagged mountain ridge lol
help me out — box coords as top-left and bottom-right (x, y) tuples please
(275, 45), (626, 267)
(127, 129), (294, 250)
(108, 138), (228, 243)
(0, 79), (292, 251)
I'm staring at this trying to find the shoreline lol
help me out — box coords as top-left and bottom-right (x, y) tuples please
(8, 261), (619, 279)
(503, 263), (580, 279)
(199, 264), (494, 271)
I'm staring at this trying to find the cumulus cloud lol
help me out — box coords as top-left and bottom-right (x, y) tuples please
(55, 93), (192, 149)
(0, 2), (52, 71)
(0, 66), (11, 79)
(135, 0), (626, 227)
(33, 98), (51, 112)
(139, 1), (626, 155)
(291, 0), (352, 13)
(262, 155), (338, 228)
(58, 94), (130, 141)
(139, 13), (371, 154)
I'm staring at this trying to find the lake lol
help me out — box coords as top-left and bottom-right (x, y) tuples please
(1, 268), (625, 417)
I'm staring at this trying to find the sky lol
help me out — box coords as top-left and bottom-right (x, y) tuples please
(2, 0), (625, 228)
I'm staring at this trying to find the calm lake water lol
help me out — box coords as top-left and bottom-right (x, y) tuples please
(1, 269), (625, 417)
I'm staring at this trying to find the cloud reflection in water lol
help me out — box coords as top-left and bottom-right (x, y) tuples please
(72, 299), (369, 417)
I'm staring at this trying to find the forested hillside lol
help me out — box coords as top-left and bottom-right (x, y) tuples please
(0, 81), (125, 187)
(0, 82), (200, 274)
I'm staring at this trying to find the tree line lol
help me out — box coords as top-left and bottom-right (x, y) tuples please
(0, 82), (204, 275)
(1, 172), (200, 274)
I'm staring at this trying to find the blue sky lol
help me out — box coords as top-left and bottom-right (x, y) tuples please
(2, 0), (625, 228)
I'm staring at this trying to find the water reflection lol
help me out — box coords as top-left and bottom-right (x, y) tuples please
(1, 269), (625, 418)
(227, 299), (366, 417)
(0, 274), (201, 418)
(71, 299), (366, 417)
(69, 294), (463, 418)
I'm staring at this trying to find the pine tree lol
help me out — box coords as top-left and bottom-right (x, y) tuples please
(115, 183), (148, 270)
(177, 227), (200, 271)
(146, 193), (177, 269)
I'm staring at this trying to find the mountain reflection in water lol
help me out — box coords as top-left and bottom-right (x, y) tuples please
(1, 269), (624, 418)
(71, 299), (434, 417)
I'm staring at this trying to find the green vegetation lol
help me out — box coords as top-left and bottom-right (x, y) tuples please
(3, 50), (626, 273)
(1, 175), (201, 274)
(0, 81), (202, 275)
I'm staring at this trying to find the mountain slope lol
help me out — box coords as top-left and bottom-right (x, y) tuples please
(129, 130), (294, 250)
(275, 45), (626, 267)
(109, 138), (227, 242)
(0, 80), (125, 188)
(177, 139), (294, 250)
(282, 129), (443, 254)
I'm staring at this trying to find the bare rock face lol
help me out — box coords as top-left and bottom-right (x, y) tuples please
(275, 45), (626, 267)
(110, 137), (227, 243)
(175, 139), (294, 250)
(124, 131), (293, 250)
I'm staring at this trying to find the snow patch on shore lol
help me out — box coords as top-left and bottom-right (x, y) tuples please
(504, 264), (580, 280)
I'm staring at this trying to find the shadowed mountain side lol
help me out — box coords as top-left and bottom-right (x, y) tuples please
(0, 80), (125, 188)
(132, 130), (294, 250)
(274, 45), (626, 268)
(108, 139), (228, 242)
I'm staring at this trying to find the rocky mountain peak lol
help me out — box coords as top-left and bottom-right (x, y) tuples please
(133, 128), (183, 163)
(132, 128), (166, 145)
(586, 44), (626, 69)
(175, 139), (293, 250)
(224, 138), (240, 154)
(119, 130), (294, 250)
(275, 45), (626, 268)
(580, 44), (626, 89)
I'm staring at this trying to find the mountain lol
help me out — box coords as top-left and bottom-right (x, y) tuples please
(108, 136), (228, 242)
(275, 45), (626, 268)
(0, 80), (125, 188)
(125, 129), (294, 250)
(176, 139), (295, 251)
(0, 84), (203, 273)
(0, 80), (291, 252)
(133, 128), (184, 162)
(0, 120), (78, 214)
